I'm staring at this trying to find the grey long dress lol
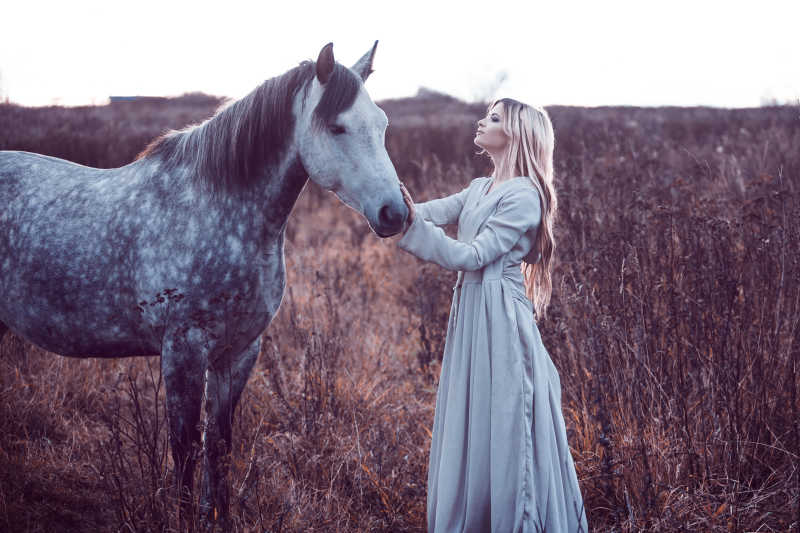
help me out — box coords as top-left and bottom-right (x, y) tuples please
(397, 176), (588, 533)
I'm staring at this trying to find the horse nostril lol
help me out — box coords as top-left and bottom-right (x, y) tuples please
(378, 204), (404, 229)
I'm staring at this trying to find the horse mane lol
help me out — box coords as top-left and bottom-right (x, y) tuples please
(136, 60), (361, 193)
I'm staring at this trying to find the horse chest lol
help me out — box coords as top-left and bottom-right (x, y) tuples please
(255, 239), (287, 317)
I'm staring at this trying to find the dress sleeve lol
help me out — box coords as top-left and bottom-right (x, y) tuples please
(397, 185), (541, 271)
(414, 178), (479, 226)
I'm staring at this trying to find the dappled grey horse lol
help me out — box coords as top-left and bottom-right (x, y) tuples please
(0, 41), (406, 523)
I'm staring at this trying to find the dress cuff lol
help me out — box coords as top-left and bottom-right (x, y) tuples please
(397, 213), (428, 255)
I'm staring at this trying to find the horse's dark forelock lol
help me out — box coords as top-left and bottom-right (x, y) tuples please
(312, 63), (361, 131)
(136, 58), (361, 193)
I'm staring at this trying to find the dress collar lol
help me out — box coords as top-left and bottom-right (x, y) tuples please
(481, 176), (526, 198)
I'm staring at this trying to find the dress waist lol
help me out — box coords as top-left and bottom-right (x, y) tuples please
(458, 264), (525, 285)
(455, 266), (532, 314)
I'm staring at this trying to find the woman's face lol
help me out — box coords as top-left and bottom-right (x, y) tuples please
(474, 102), (509, 153)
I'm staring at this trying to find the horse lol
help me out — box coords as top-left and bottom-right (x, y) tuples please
(0, 41), (407, 524)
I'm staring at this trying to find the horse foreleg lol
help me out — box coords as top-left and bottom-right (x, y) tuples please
(200, 336), (261, 525)
(161, 338), (206, 523)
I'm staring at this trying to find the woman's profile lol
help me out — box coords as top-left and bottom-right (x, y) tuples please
(397, 98), (589, 532)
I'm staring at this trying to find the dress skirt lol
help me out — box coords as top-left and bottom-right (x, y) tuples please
(426, 274), (588, 533)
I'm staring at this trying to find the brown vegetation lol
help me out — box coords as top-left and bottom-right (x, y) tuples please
(0, 93), (798, 532)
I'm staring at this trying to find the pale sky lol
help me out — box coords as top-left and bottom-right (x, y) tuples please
(1, 0), (798, 108)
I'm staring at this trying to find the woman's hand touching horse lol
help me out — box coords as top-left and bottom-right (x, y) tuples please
(400, 182), (415, 230)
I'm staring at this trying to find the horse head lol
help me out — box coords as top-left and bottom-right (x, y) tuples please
(294, 41), (408, 238)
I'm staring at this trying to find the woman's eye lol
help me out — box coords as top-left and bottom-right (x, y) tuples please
(491, 116), (499, 122)
(329, 124), (346, 135)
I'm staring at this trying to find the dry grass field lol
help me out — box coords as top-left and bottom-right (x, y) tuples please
(0, 91), (798, 532)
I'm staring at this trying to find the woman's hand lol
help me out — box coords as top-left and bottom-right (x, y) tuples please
(400, 182), (415, 228)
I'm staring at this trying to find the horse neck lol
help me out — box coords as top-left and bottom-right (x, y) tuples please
(249, 149), (309, 239)
(136, 84), (311, 244)
(152, 147), (307, 248)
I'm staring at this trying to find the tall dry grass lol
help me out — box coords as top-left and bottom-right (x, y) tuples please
(0, 94), (798, 532)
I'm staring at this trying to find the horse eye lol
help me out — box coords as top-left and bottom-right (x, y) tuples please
(328, 124), (346, 135)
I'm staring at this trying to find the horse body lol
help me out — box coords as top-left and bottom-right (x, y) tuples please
(0, 41), (402, 524)
(0, 150), (289, 359)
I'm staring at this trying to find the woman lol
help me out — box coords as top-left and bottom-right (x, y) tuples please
(397, 98), (588, 532)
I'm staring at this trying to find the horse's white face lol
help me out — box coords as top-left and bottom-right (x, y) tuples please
(294, 43), (408, 238)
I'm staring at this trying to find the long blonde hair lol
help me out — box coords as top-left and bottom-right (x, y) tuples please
(484, 98), (557, 321)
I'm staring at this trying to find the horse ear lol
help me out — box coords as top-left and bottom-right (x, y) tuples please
(351, 40), (378, 82)
(316, 42), (335, 84)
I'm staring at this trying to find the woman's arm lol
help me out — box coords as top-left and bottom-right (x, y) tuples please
(397, 186), (541, 271)
(414, 178), (480, 225)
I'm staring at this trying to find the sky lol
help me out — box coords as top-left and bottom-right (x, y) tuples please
(1, 0), (798, 108)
